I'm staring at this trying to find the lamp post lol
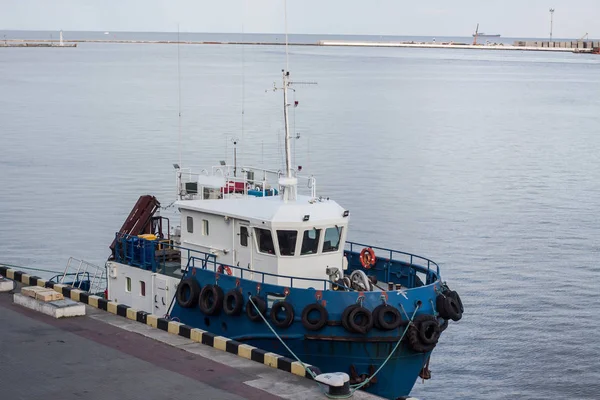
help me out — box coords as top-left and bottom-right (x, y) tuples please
(549, 8), (555, 41)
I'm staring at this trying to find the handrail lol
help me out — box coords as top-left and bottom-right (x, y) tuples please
(187, 255), (336, 291)
(176, 165), (317, 199)
(345, 241), (441, 277)
(114, 233), (439, 291)
(114, 232), (343, 291)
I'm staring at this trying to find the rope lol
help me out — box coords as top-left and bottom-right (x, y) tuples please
(248, 297), (421, 399)
(347, 305), (420, 393)
(248, 296), (318, 379)
(0, 263), (61, 275)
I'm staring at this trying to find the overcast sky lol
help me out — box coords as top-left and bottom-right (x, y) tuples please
(2, 0), (599, 38)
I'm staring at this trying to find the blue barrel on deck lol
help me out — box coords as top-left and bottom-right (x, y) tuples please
(130, 236), (156, 269)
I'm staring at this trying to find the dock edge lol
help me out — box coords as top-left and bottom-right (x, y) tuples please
(0, 265), (321, 380)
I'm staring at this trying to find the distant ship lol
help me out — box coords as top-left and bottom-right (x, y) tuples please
(472, 33), (501, 38)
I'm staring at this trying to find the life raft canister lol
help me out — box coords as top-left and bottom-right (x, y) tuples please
(359, 247), (376, 269)
(176, 278), (201, 308)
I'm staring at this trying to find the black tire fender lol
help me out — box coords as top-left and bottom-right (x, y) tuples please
(436, 294), (448, 319)
(449, 290), (464, 314)
(246, 296), (267, 322)
(407, 315), (438, 353)
(437, 293), (462, 321)
(223, 289), (244, 316)
(444, 296), (462, 321)
(176, 278), (201, 308)
(439, 317), (449, 332)
(301, 303), (329, 331)
(373, 304), (403, 331)
(198, 284), (224, 316)
(270, 301), (295, 329)
(347, 306), (374, 334)
(341, 304), (360, 333)
(418, 316), (441, 345)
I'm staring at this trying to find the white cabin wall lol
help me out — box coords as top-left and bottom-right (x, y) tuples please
(106, 261), (179, 314)
(180, 209), (235, 266)
(270, 221), (348, 289)
(276, 252), (345, 289)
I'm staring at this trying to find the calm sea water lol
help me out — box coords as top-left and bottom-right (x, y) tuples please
(1, 32), (599, 400)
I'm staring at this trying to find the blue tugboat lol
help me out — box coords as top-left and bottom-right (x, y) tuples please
(106, 66), (463, 399)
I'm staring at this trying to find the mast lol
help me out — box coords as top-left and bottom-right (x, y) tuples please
(282, 69), (292, 179)
(278, 0), (297, 202)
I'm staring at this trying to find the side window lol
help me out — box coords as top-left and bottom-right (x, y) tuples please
(255, 228), (275, 255)
(126, 277), (131, 292)
(301, 228), (321, 255)
(277, 230), (298, 256)
(140, 281), (146, 297)
(187, 216), (193, 233)
(202, 219), (209, 236)
(240, 226), (248, 247)
(323, 227), (342, 253)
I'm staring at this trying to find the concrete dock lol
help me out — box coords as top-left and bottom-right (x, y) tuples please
(0, 288), (384, 400)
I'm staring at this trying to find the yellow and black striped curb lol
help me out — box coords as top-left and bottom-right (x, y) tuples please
(0, 265), (320, 379)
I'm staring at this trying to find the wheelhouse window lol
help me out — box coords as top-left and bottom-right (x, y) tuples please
(323, 226), (342, 253)
(202, 219), (209, 236)
(240, 226), (249, 247)
(277, 230), (298, 256)
(187, 216), (193, 233)
(255, 228), (275, 255)
(301, 228), (321, 255)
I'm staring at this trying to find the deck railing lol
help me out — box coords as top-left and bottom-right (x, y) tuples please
(177, 165), (317, 200)
(187, 256), (338, 291)
(114, 232), (345, 291)
(114, 233), (440, 291)
(345, 241), (441, 282)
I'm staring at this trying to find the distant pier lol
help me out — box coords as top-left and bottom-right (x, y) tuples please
(318, 40), (600, 54)
(0, 42), (77, 48)
(2, 38), (599, 54)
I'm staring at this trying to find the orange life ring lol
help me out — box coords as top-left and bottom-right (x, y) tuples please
(217, 265), (233, 276)
(359, 248), (376, 269)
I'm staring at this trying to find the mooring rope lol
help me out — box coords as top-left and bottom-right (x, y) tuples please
(0, 263), (61, 276)
(248, 296), (318, 379)
(248, 296), (421, 399)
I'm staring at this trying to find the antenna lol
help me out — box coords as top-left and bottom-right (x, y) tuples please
(284, 0), (289, 72)
(177, 23), (182, 168)
(267, 0), (317, 201)
(241, 0), (246, 155)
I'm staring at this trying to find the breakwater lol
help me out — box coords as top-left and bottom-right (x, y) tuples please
(2, 38), (599, 54)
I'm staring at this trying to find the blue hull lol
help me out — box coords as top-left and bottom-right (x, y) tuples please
(113, 234), (454, 399)
(245, 337), (431, 398)
(170, 262), (442, 399)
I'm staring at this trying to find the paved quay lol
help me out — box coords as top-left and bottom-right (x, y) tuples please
(0, 291), (383, 400)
